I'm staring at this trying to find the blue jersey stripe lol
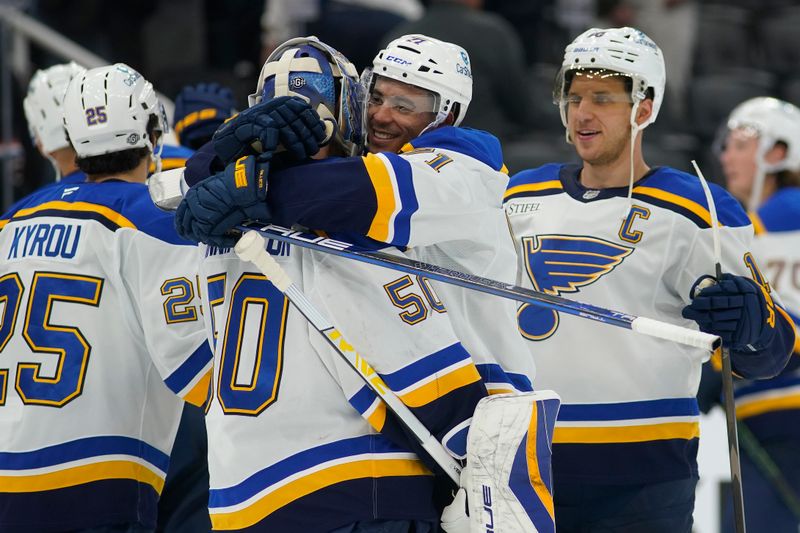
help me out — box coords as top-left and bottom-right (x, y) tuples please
(164, 341), (213, 394)
(0, 435), (170, 472)
(476, 363), (534, 392)
(208, 435), (408, 507)
(557, 398), (699, 421)
(383, 153), (418, 248)
(381, 342), (472, 391)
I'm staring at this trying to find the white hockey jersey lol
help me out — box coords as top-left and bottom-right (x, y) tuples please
(504, 163), (794, 485)
(0, 181), (211, 532)
(181, 126), (539, 531)
(733, 187), (800, 442)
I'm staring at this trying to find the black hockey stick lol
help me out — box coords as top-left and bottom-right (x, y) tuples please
(694, 161), (746, 533)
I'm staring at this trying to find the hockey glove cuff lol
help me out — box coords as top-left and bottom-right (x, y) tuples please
(175, 155), (271, 248)
(682, 273), (776, 353)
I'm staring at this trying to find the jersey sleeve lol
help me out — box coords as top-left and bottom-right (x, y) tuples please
(267, 150), (508, 248)
(120, 230), (213, 406)
(675, 212), (794, 379)
(305, 252), (487, 460)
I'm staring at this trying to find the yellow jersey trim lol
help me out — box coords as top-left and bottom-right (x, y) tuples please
(749, 212), (766, 235)
(12, 201), (136, 229)
(737, 393), (800, 419)
(363, 154), (396, 243)
(632, 186), (721, 228)
(553, 421), (700, 444)
(184, 370), (212, 407)
(527, 401), (555, 521)
(399, 363), (482, 408)
(0, 460), (165, 493)
(504, 180), (563, 200)
(210, 459), (431, 529)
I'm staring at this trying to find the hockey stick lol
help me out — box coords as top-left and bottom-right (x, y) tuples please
(693, 160), (746, 533)
(234, 230), (462, 486)
(234, 221), (720, 353)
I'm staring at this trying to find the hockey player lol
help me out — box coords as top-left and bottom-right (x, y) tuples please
(503, 28), (796, 532)
(170, 35), (553, 532)
(23, 62), (86, 184)
(0, 63), (212, 532)
(712, 97), (800, 533)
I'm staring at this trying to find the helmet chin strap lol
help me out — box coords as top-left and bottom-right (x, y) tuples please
(148, 132), (164, 175)
(748, 138), (771, 212)
(623, 100), (643, 220)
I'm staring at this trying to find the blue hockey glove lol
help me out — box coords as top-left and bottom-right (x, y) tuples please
(173, 82), (236, 150)
(212, 96), (326, 165)
(682, 273), (776, 353)
(175, 155), (271, 248)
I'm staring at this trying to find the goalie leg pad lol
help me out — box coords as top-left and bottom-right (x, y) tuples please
(463, 390), (560, 533)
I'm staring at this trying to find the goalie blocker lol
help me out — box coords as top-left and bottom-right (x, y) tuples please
(442, 391), (561, 533)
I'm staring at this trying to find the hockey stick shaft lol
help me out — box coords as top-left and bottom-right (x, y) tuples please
(234, 222), (720, 353)
(693, 160), (746, 533)
(234, 230), (462, 486)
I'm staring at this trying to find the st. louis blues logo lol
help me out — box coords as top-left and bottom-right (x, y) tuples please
(518, 235), (633, 340)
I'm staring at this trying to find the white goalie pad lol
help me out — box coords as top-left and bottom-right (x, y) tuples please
(463, 390), (561, 533)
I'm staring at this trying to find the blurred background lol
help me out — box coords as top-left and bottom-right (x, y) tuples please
(1, 1), (798, 531)
(3, 0), (800, 209)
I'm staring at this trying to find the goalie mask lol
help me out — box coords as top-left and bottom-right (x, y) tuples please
(23, 61), (86, 154)
(250, 36), (365, 156)
(63, 63), (167, 169)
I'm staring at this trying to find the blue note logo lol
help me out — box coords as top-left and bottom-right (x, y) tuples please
(518, 234), (633, 340)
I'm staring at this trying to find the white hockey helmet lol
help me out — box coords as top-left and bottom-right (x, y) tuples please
(63, 63), (167, 160)
(554, 27), (666, 130)
(250, 36), (366, 156)
(726, 97), (800, 173)
(23, 61), (86, 153)
(369, 34), (473, 127)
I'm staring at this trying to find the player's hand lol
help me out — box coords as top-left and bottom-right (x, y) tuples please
(682, 273), (776, 353)
(212, 96), (326, 165)
(440, 487), (471, 533)
(175, 155), (271, 248)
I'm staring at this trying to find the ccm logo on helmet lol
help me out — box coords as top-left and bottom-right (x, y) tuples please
(456, 63), (472, 78)
(385, 55), (412, 65)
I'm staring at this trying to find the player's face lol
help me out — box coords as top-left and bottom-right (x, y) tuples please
(719, 128), (759, 203)
(367, 77), (437, 154)
(566, 74), (634, 166)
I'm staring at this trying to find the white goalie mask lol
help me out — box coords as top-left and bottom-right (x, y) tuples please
(366, 34), (473, 131)
(23, 62), (86, 154)
(63, 63), (167, 167)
